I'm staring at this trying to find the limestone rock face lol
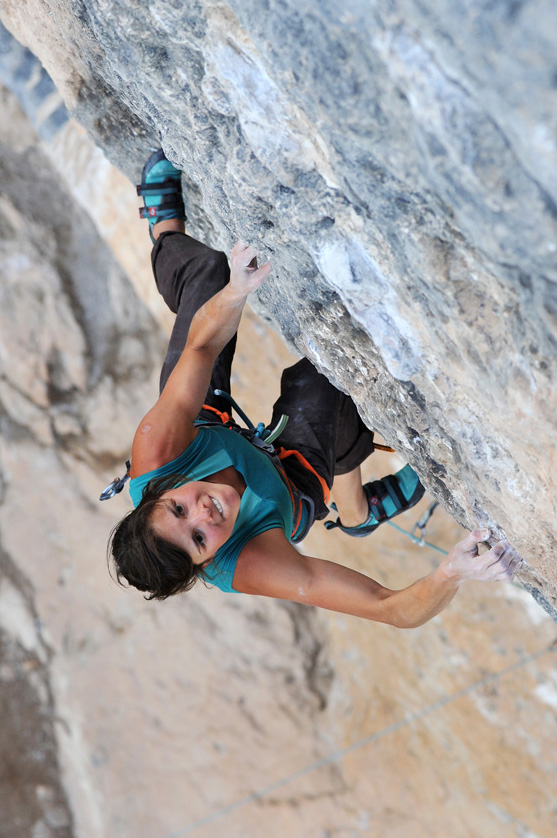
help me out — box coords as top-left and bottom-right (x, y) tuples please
(0, 52), (163, 837)
(0, 16), (557, 838)
(1, 0), (555, 611)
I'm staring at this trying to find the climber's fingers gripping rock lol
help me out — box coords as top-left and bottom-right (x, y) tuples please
(441, 529), (523, 584)
(230, 240), (272, 297)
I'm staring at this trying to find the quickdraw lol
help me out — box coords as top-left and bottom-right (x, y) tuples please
(386, 500), (449, 555)
(411, 501), (439, 545)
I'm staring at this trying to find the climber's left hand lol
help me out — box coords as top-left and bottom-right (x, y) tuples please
(440, 529), (523, 584)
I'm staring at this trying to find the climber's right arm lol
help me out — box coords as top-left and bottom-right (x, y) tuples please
(130, 242), (271, 477)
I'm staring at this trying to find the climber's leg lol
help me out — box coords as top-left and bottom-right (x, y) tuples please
(137, 149), (236, 414)
(153, 218), (185, 239)
(270, 359), (375, 520)
(150, 232), (236, 417)
(330, 467), (369, 528)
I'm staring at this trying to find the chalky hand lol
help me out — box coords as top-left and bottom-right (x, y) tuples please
(441, 529), (523, 584)
(230, 240), (272, 297)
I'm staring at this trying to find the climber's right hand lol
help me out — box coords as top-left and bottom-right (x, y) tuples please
(440, 529), (523, 584)
(229, 240), (272, 298)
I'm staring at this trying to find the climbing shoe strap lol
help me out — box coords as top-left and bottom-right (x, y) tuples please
(139, 194), (186, 219)
(136, 180), (182, 197)
(381, 474), (408, 512)
(363, 480), (391, 523)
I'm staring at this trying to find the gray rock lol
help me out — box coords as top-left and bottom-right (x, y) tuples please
(0, 549), (74, 838)
(1, 2), (556, 608)
(0, 69), (164, 837)
(0, 20), (68, 141)
(0, 19), (556, 838)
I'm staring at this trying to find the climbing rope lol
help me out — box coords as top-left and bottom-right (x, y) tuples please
(386, 500), (449, 555)
(386, 520), (449, 555)
(213, 389), (289, 444)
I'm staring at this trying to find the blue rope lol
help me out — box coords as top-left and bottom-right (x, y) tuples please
(385, 520), (449, 555)
(213, 389), (254, 428)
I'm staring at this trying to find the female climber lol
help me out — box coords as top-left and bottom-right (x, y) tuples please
(107, 150), (522, 629)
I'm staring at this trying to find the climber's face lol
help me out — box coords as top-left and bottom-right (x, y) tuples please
(150, 479), (240, 562)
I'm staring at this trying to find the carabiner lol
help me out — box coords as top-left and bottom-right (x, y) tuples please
(99, 460), (131, 501)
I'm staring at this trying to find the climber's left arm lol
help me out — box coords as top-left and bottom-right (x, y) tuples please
(232, 528), (522, 628)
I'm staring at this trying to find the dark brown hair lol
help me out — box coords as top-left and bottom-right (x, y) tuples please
(108, 474), (208, 600)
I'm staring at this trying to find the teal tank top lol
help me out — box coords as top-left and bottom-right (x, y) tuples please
(129, 425), (294, 593)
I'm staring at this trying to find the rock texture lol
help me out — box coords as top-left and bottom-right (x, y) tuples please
(0, 19), (557, 838)
(0, 38), (161, 835)
(1, 0), (555, 614)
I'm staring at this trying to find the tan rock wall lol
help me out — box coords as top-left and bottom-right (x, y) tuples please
(1, 0), (555, 615)
(0, 65), (556, 838)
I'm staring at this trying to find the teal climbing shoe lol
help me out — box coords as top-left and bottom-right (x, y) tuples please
(137, 149), (186, 243)
(324, 464), (425, 537)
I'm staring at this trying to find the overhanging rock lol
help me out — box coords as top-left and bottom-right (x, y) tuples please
(1, 0), (556, 614)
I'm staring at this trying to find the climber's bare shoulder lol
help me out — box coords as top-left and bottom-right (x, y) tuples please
(129, 366), (211, 479)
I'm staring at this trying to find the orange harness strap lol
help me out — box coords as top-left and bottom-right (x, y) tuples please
(276, 447), (330, 505)
(201, 403), (232, 424)
(202, 404), (329, 505)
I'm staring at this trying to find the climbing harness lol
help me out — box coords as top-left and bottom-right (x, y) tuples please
(196, 391), (324, 543)
(213, 390), (289, 445)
